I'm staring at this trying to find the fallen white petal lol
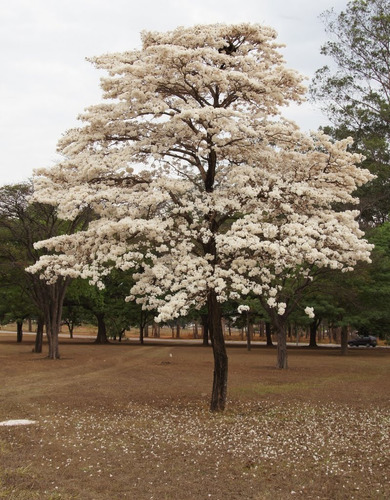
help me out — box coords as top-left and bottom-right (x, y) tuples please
(0, 419), (37, 426)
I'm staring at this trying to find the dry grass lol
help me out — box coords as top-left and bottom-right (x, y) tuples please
(0, 334), (389, 499)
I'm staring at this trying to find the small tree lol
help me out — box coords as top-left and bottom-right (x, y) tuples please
(30, 24), (373, 410)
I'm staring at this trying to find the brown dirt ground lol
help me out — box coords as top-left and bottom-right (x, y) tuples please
(0, 333), (389, 499)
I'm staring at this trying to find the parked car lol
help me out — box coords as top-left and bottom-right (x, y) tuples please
(348, 335), (377, 347)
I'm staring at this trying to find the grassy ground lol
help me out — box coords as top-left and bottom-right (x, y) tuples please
(0, 334), (389, 499)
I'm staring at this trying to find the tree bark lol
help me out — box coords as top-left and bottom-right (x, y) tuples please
(34, 317), (44, 353)
(16, 320), (23, 343)
(246, 312), (251, 351)
(43, 281), (68, 359)
(152, 322), (160, 338)
(265, 321), (273, 347)
(193, 321), (199, 339)
(208, 290), (228, 412)
(201, 313), (209, 346)
(274, 318), (288, 369)
(309, 320), (319, 348)
(139, 311), (145, 344)
(95, 313), (109, 344)
(340, 325), (348, 356)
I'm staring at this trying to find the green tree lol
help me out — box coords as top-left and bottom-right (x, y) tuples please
(350, 223), (390, 340)
(65, 270), (147, 343)
(310, 0), (390, 225)
(0, 183), (91, 357)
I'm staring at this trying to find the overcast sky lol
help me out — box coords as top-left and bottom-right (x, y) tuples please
(0, 0), (348, 186)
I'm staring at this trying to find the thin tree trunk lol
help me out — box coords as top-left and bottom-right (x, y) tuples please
(265, 321), (273, 347)
(139, 311), (144, 344)
(340, 325), (348, 356)
(246, 312), (251, 351)
(16, 320), (23, 343)
(153, 323), (160, 338)
(201, 313), (209, 346)
(193, 321), (199, 339)
(309, 320), (319, 348)
(208, 290), (228, 412)
(34, 317), (44, 353)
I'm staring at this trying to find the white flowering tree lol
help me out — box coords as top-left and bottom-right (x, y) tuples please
(29, 23), (373, 411)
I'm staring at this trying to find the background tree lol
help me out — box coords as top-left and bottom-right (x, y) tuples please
(0, 183), (91, 357)
(30, 24), (372, 411)
(0, 224), (39, 342)
(65, 270), (144, 343)
(310, 0), (390, 226)
(0, 281), (36, 342)
(346, 223), (390, 341)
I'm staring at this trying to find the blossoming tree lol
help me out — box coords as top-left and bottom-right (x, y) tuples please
(29, 23), (373, 410)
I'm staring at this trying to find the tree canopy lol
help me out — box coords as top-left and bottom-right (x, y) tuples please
(310, 0), (390, 225)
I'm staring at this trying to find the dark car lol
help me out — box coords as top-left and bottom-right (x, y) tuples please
(348, 335), (377, 347)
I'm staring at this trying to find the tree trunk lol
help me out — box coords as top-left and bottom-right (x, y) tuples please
(16, 320), (23, 343)
(34, 278), (70, 359)
(175, 322), (180, 339)
(340, 325), (348, 356)
(208, 290), (228, 412)
(95, 313), (109, 344)
(152, 322), (160, 338)
(246, 312), (251, 351)
(309, 320), (319, 348)
(46, 297), (62, 359)
(265, 322), (273, 347)
(45, 284), (67, 359)
(274, 318), (288, 369)
(193, 321), (199, 339)
(34, 317), (44, 353)
(139, 311), (144, 344)
(201, 313), (209, 346)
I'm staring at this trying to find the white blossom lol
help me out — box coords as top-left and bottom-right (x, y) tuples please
(304, 307), (315, 319)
